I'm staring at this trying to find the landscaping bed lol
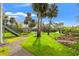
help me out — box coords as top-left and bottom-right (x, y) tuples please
(56, 35), (77, 46)
(56, 30), (79, 56)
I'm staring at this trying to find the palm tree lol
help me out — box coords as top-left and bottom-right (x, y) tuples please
(24, 13), (32, 24)
(29, 19), (36, 31)
(24, 12), (32, 32)
(32, 3), (49, 37)
(47, 4), (58, 35)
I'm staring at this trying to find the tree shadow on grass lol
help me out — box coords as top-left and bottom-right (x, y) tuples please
(32, 37), (41, 52)
(31, 37), (58, 55)
(30, 44), (75, 56)
(27, 44), (61, 56)
(26, 36), (75, 56)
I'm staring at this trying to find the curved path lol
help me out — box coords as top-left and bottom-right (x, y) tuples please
(9, 35), (32, 56)
(8, 35), (32, 56)
(0, 35), (32, 56)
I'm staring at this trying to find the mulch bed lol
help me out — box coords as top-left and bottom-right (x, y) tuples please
(56, 35), (79, 45)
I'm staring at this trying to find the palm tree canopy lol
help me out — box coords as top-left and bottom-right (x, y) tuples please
(29, 19), (36, 27)
(24, 12), (32, 24)
(27, 12), (31, 17)
(47, 4), (58, 18)
(32, 3), (49, 17)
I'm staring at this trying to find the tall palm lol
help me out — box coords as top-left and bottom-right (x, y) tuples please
(47, 4), (58, 35)
(24, 12), (32, 24)
(32, 3), (49, 37)
(29, 19), (36, 31)
(24, 12), (32, 32)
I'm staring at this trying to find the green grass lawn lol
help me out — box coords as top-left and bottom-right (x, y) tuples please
(0, 46), (10, 56)
(3, 32), (23, 43)
(4, 36), (23, 43)
(21, 32), (76, 56)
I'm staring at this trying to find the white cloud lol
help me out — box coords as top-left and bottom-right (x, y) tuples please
(5, 12), (13, 15)
(16, 12), (26, 16)
(5, 12), (26, 16)
(5, 12), (36, 17)
(8, 15), (18, 18)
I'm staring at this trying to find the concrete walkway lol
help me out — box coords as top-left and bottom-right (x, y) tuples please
(0, 35), (32, 56)
(9, 35), (32, 56)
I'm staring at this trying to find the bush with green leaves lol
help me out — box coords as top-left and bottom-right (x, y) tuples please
(70, 42), (79, 55)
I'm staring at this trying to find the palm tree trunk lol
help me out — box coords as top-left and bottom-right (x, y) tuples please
(0, 3), (3, 44)
(48, 18), (51, 35)
(37, 14), (41, 37)
(40, 17), (42, 31)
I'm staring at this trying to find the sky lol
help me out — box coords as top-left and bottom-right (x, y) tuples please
(3, 3), (79, 26)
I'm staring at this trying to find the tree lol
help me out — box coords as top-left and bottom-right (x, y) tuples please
(29, 19), (36, 31)
(13, 19), (20, 29)
(3, 13), (8, 25)
(32, 3), (49, 37)
(9, 17), (16, 26)
(24, 12), (32, 32)
(24, 12), (32, 24)
(46, 4), (58, 35)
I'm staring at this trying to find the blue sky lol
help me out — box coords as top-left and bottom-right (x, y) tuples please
(3, 3), (79, 26)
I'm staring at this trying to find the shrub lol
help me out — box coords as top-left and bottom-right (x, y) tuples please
(70, 41), (79, 55)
